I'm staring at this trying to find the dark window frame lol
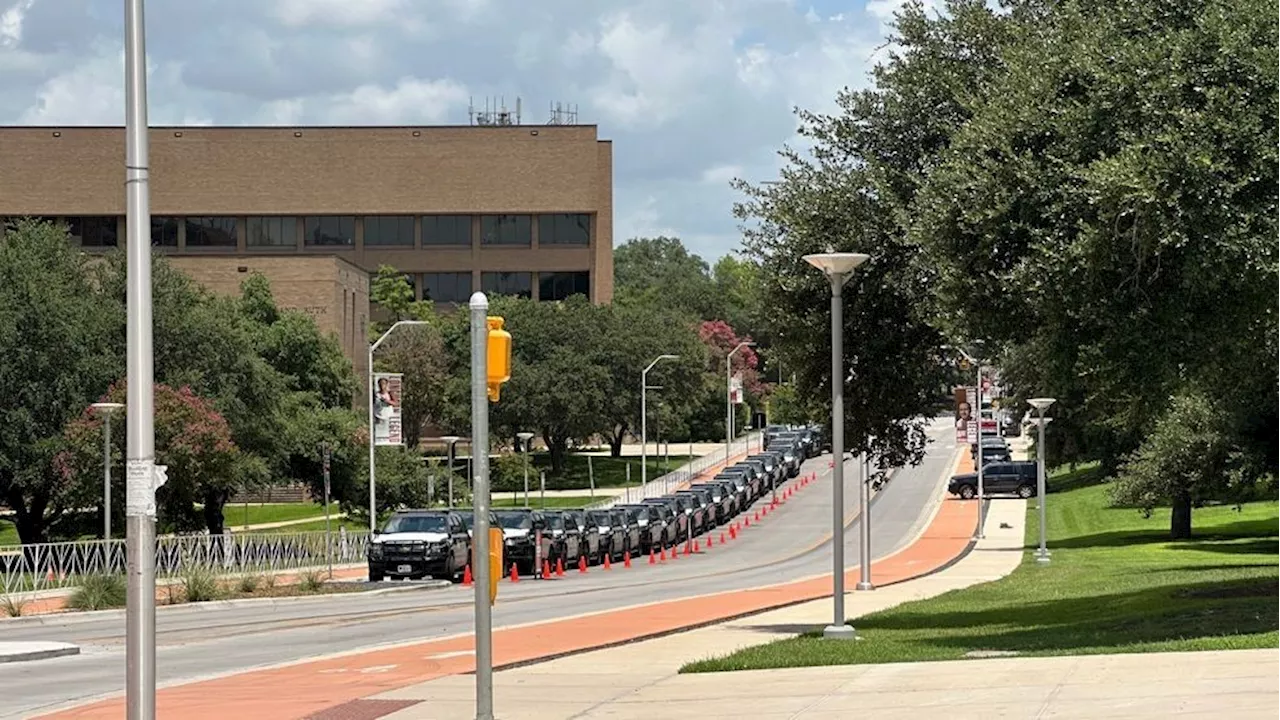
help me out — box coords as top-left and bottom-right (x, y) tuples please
(150, 216), (179, 247)
(246, 216), (298, 248)
(363, 215), (415, 247)
(304, 215), (356, 247)
(184, 216), (238, 248)
(421, 272), (473, 304)
(480, 271), (533, 299)
(422, 215), (472, 246)
(537, 214), (591, 246)
(480, 215), (532, 246)
(538, 271), (590, 302)
(66, 216), (120, 247)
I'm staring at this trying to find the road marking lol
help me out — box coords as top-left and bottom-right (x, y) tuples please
(424, 650), (474, 660)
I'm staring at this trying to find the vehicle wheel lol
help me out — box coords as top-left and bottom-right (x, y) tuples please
(959, 485), (977, 500)
(1017, 484), (1036, 499)
(368, 568), (384, 583)
(445, 554), (461, 583)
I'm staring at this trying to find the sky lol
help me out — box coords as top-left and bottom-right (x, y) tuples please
(0, 0), (915, 261)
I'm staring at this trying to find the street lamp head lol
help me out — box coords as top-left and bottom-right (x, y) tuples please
(658, 354), (680, 361)
(440, 435), (462, 446)
(90, 402), (125, 415)
(516, 432), (535, 441)
(802, 252), (870, 278)
(1027, 397), (1057, 412)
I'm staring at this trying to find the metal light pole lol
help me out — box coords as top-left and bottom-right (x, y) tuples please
(856, 448), (874, 591)
(442, 436), (461, 509)
(803, 250), (870, 640)
(90, 402), (124, 540)
(469, 292), (495, 720)
(1028, 398), (1056, 564)
(366, 320), (429, 533)
(726, 342), (755, 462)
(641, 354), (679, 486)
(123, 0), (158, 714)
(517, 432), (535, 507)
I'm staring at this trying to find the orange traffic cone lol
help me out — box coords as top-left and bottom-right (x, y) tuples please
(462, 564), (473, 586)
(543, 559), (552, 579)
(578, 555), (588, 573)
(556, 558), (565, 577)
(671, 544), (679, 560)
(707, 533), (714, 548)
(755, 510), (762, 521)
(744, 516), (751, 528)
(603, 553), (612, 570)
(693, 539), (700, 553)
(509, 563), (519, 583)
(659, 547), (667, 562)
(649, 548), (656, 564)
(729, 525), (736, 539)
(720, 531), (727, 544)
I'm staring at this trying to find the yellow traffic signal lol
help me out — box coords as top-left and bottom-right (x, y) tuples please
(488, 527), (503, 605)
(487, 316), (512, 402)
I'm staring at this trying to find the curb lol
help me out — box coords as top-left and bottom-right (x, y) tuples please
(0, 580), (451, 628)
(0, 641), (81, 664)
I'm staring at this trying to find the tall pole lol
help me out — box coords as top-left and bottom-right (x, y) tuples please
(322, 444), (332, 580)
(103, 414), (112, 541)
(856, 450), (873, 591)
(641, 370), (649, 487)
(1029, 397), (1056, 563)
(822, 274), (854, 639)
(123, 0), (157, 714)
(469, 292), (494, 720)
(726, 342), (753, 463)
(446, 441), (455, 509)
(975, 359), (985, 540)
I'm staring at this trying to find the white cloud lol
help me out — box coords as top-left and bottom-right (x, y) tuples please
(0, 0), (896, 260)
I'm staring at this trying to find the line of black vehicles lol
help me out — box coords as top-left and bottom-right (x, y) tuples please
(365, 424), (828, 582)
(947, 435), (1043, 500)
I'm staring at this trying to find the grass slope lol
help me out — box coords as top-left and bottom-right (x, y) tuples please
(683, 465), (1278, 672)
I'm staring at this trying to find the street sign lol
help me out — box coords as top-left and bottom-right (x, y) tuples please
(488, 527), (502, 606)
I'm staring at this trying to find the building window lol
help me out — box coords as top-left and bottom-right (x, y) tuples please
(539, 271), (590, 301)
(538, 214), (590, 246)
(364, 216), (414, 246)
(481, 272), (532, 299)
(304, 216), (355, 246)
(422, 215), (472, 246)
(421, 272), (472, 303)
(480, 215), (531, 246)
(185, 217), (237, 248)
(67, 217), (119, 247)
(151, 217), (179, 247)
(246, 216), (297, 248)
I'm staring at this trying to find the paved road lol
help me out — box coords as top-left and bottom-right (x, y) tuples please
(0, 420), (958, 719)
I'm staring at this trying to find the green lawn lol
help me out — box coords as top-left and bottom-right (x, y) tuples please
(529, 454), (696, 490)
(222, 502), (327, 528)
(682, 465), (1278, 672)
(492, 495), (598, 509)
(0, 519), (17, 546)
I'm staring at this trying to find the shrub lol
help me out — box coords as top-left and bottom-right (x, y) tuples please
(1, 593), (29, 617)
(297, 570), (325, 593)
(181, 567), (224, 603)
(68, 574), (127, 611)
(236, 574), (261, 594)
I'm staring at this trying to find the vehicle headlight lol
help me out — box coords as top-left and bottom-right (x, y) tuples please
(430, 541), (450, 554)
(369, 544), (384, 559)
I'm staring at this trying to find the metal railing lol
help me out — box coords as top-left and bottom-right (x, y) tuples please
(584, 432), (762, 509)
(1, 530), (370, 599)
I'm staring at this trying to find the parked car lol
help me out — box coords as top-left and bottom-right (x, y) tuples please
(748, 453), (783, 489)
(367, 510), (471, 582)
(695, 480), (737, 519)
(730, 462), (766, 500)
(970, 437), (1012, 465)
(610, 507), (643, 557)
(588, 508), (628, 561)
(671, 491), (708, 537)
(677, 487), (718, 529)
(948, 461), (1039, 499)
(562, 509), (602, 565)
(455, 509), (501, 539)
(616, 504), (665, 553)
(642, 497), (688, 543)
(494, 509), (552, 575)
(712, 473), (750, 511)
(543, 512), (579, 567)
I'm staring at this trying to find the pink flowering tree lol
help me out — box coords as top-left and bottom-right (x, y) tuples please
(61, 382), (241, 535)
(691, 320), (772, 438)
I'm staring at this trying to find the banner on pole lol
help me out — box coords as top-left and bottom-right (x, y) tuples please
(729, 374), (745, 404)
(954, 387), (973, 444)
(372, 373), (404, 446)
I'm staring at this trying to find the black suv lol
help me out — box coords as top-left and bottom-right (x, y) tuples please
(588, 508), (628, 561)
(495, 509), (552, 575)
(948, 461), (1039, 499)
(616, 504), (666, 552)
(367, 510), (471, 582)
(642, 497), (688, 543)
(677, 486), (718, 528)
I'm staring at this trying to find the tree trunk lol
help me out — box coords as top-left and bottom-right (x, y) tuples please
(609, 425), (626, 458)
(6, 486), (49, 545)
(1170, 492), (1193, 539)
(202, 489), (229, 535)
(548, 438), (569, 476)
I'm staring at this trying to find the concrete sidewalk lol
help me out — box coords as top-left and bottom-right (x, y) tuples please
(368, 498), (1278, 720)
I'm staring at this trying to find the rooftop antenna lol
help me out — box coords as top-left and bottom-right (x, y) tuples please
(470, 96), (522, 126)
(547, 101), (579, 125)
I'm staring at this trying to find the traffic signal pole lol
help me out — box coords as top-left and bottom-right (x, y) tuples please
(469, 292), (494, 720)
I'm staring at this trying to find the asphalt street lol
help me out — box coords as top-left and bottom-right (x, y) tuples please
(0, 419), (959, 719)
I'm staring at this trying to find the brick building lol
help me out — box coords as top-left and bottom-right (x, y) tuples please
(0, 124), (615, 379)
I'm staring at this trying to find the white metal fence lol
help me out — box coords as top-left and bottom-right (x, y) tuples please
(0, 530), (370, 599)
(584, 432), (762, 509)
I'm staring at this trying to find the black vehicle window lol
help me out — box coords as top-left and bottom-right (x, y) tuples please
(382, 515), (447, 533)
(496, 513), (533, 530)
(458, 513), (474, 530)
(547, 515), (565, 531)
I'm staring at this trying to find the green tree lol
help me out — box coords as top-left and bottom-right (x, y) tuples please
(61, 383), (242, 535)
(369, 264), (434, 335)
(349, 446), (433, 525)
(376, 323), (450, 449)
(0, 219), (118, 543)
(613, 237), (723, 321)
